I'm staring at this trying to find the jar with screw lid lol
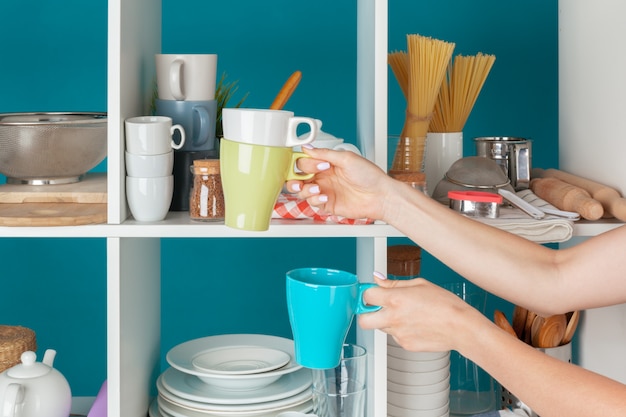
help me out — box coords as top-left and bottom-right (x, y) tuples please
(189, 159), (225, 221)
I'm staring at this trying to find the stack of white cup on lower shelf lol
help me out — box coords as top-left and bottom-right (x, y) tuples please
(387, 335), (451, 417)
(124, 116), (185, 221)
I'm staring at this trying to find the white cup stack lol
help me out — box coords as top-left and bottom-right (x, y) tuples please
(387, 335), (451, 417)
(124, 116), (184, 221)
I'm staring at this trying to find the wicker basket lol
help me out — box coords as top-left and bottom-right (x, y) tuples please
(0, 325), (36, 373)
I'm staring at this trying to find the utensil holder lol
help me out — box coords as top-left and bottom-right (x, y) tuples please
(500, 342), (572, 417)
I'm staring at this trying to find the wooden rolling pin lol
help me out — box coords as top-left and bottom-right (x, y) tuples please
(530, 177), (604, 220)
(534, 168), (626, 221)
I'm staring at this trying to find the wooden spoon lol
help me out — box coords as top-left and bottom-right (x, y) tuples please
(270, 70), (302, 110)
(536, 314), (568, 348)
(494, 310), (518, 337)
(561, 310), (580, 345)
(511, 305), (528, 340)
(530, 315), (545, 347)
(524, 310), (537, 345)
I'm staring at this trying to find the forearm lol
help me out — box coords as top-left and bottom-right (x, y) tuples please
(381, 181), (564, 313)
(460, 313), (626, 417)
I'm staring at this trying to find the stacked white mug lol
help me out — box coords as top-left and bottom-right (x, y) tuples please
(387, 335), (451, 417)
(154, 53), (219, 211)
(124, 116), (185, 221)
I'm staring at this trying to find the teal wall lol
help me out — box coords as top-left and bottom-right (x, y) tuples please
(0, 0), (557, 396)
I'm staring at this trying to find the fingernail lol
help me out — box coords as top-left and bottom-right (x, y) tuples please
(374, 271), (387, 280)
(317, 162), (331, 171)
(291, 183), (301, 192)
(302, 144), (314, 150)
(319, 195), (328, 202)
(310, 185), (320, 194)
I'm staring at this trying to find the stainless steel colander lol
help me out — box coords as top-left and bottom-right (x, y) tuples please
(0, 112), (107, 184)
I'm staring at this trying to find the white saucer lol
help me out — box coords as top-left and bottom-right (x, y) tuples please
(167, 334), (302, 384)
(158, 395), (313, 417)
(192, 346), (291, 375)
(159, 366), (312, 405)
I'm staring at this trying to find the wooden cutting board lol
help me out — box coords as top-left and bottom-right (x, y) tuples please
(0, 203), (107, 226)
(0, 173), (107, 203)
(0, 173), (107, 226)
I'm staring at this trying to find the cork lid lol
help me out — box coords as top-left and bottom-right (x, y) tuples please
(387, 245), (421, 277)
(192, 159), (220, 175)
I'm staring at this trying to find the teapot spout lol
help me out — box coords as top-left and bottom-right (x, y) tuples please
(42, 349), (57, 367)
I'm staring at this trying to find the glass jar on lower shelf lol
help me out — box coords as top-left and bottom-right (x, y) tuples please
(189, 159), (225, 222)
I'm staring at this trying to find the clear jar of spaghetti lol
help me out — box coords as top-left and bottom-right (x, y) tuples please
(189, 159), (224, 222)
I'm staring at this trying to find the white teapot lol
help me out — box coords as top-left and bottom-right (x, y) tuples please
(0, 350), (72, 417)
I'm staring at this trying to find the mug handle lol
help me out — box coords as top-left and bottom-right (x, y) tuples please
(286, 152), (314, 181)
(169, 59), (185, 101)
(170, 124), (186, 150)
(356, 283), (381, 314)
(284, 117), (320, 147)
(193, 105), (210, 146)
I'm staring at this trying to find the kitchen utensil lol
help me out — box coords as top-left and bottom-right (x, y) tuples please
(530, 177), (604, 220)
(511, 305), (529, 340)
(533, 314), (567, 348)
(493, 310), (517, 337)
(523, 310), (537, 345)
(432, 156), (515, 203)
(0, 202), (107, 226)
(0, 112), (107, 185)
(0, 172), (106, 204)
(191, 346), (290, 375)
(430, 53), (496, 133)
(448, 190), (502, 218)
(562, 310), (580, 345)
(0, 350), (71, 417)
(475, 136), (532, 190)
(535, 168), (626, 221)
(270, 71), (302, 110)
(498, 189), (545, 219)
(390, 35), (455, 172)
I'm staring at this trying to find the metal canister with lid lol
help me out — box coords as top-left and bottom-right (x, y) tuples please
(189, 159), (224, 221)
(474, 136), (532, 190)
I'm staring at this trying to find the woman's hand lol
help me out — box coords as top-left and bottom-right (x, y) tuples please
(286, 146), (396, 221)
(358, 275), (490, 353)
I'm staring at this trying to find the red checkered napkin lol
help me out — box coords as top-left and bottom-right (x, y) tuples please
(272, 194), (374, 225)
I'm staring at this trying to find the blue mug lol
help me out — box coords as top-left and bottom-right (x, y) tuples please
(155, 99), (217, 152)
(286, 268), (380, 369)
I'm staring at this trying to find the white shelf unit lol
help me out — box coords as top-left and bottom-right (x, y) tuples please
(0, 1), (620, 417)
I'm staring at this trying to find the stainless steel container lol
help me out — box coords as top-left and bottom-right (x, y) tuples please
(474, 137), (532, 190)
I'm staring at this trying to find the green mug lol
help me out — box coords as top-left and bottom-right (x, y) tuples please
(220, 138), (314, 231)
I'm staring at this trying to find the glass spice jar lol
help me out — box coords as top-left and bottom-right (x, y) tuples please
(189, 159), (225, 221)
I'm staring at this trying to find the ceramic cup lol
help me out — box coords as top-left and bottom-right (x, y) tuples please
(312, 344), (367, 417)
(155, 54), (217, 101)
(221, 108), (319, 147)
(125, 150), (174, 177)
(155, 99), (217, 152)
(285, 268), (380, 369)
(219, 138), (313, 231)
(125, 116), (185, 155)
(126, 175), (174, 222)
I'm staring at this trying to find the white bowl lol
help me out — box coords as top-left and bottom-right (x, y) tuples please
(387, 345), (450, 361)
(387, 368), (450, 386)
(387, 355), (450, 373)
(125, 150), (173, 177)
(191, 346), (291, 375)
(388, 402), (449, 417)
(387, 377), (450, 395)
(387, 388), (450, 410)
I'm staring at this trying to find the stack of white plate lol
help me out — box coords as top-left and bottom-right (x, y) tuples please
(150, 334), (312, 417)
(387, 335), (451, 417)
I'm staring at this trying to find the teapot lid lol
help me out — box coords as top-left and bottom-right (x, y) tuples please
(6, 351), (51, 378)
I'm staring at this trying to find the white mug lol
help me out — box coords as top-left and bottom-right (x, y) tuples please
(125, 116), (185, 155)
(126, 175), (174, 222)
(125, 150), (174, 177)
(155, 54), (217, 101)
(222, 108), (319, 147)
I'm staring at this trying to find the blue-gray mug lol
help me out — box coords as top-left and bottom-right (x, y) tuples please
(155, 99), (217, 152)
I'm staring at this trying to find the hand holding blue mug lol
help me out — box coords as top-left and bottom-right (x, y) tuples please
(286, 268), (380, 369)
